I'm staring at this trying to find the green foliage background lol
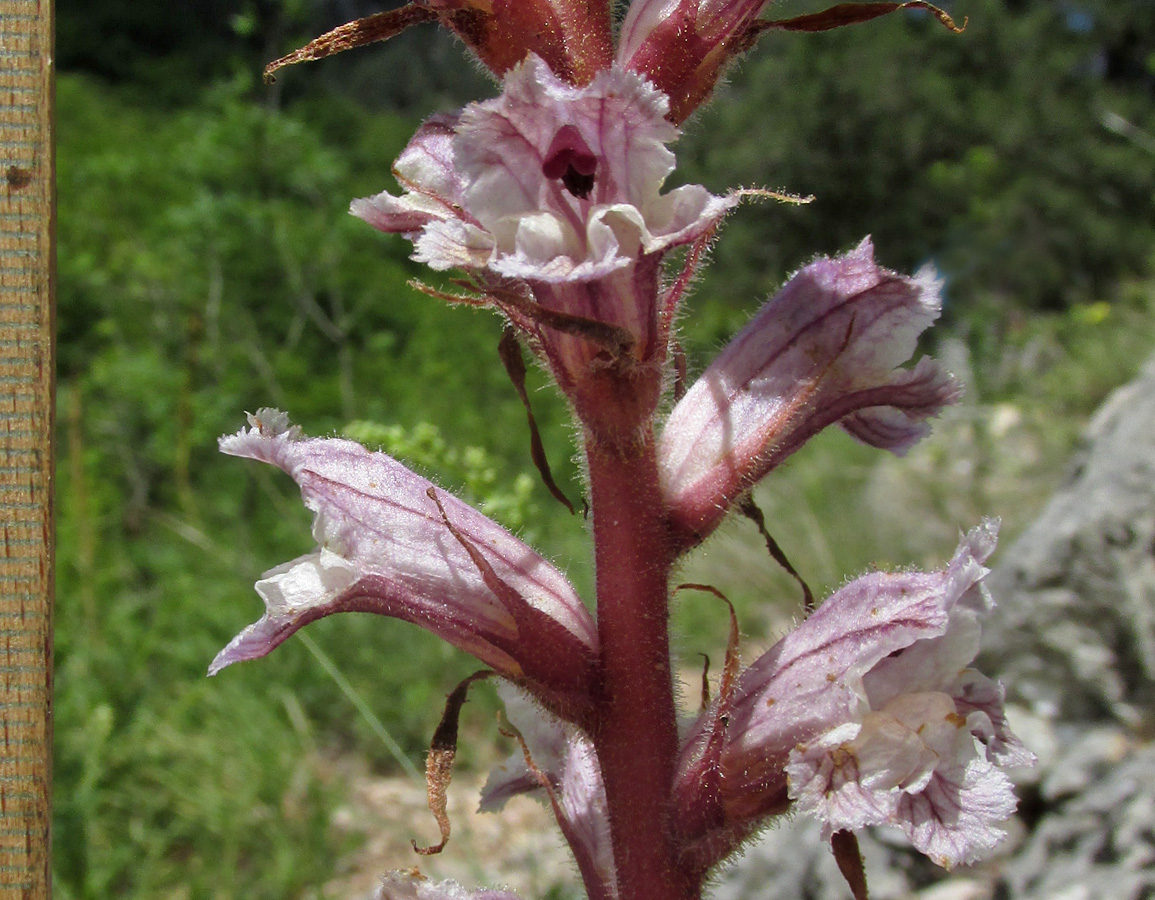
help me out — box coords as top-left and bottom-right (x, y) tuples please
(53, 1), (1155, 897)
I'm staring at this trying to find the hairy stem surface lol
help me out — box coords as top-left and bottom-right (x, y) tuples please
(586, 431), (696, 900)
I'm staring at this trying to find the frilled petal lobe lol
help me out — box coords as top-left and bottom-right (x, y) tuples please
(675, 521), (1032, 870)
(377, 870), (521, 900)
(659, 238), (960, 547)
(350, 114), (470, 235)
(213, 410), (598, 717)
(352, 55), (735, 285)
(482, 685), (616, 900)
(786, 698), (1019, 868)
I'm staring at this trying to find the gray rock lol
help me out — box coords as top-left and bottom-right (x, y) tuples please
(1002, 742), (1155, 900)
(979, 353), (1155, 727)
(977, 352), (1155, 900)
(707, 817), (936, 900)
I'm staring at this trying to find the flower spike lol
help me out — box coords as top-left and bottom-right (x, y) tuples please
(213, 410), (598, 722)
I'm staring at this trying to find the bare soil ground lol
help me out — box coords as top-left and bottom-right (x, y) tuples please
(323, 759), (583, 900)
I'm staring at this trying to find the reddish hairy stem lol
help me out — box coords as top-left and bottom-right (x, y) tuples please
(586, 433), (698, 900)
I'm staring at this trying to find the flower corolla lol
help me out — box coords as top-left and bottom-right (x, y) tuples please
(659, 238), (960, 548)
(618, 0), (773, 123)
(354, 55), (730, 285)
(353, 55), (735, 427)
(482, 684), (616, 899)
(213, 410), (598, 720)
(673, 521), (1034, 871)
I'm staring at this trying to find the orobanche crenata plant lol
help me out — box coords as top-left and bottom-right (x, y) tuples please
(210, 3), (1034, 899)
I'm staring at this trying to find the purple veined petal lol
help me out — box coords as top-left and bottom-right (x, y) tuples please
(554, 732), (616, 900)
(212, 411), (598, 718)
(376, 871), (522, 900)
(394, 113), (463, 200)
(659, 238), (961, 547)
(837, 356), (961, 453)
(351, 191), (442, 236)
(352, 114), (472, 236)
(481, 684), (617, 900)
(692, 522), (1031, 871)
(894, 748), (1019, 868)
(862, 521), (998, 707)
(951, 669), (1036, 769)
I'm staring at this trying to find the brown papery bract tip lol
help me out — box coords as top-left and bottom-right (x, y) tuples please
(264, 5), (438, 83)
(752, 1), (965, 39)
(412, 670), (495, 856)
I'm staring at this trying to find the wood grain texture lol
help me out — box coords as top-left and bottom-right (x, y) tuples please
(0, 1), (54, 898)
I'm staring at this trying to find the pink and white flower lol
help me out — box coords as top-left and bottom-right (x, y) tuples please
(354, 55), (729, 287)
(353, 55), (735, 429)
(213, 410), (598, 720)
(674, 521), (1033, 871)
(659, 238), (960, 548)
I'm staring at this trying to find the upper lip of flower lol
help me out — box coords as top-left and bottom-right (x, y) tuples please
(658, 238), (961, 549)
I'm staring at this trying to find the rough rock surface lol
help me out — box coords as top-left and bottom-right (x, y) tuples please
(979, 352), (1155, 726)
(719, 354), (1155, 900)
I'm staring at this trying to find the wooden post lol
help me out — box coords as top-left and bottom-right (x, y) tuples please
(0, 2), (54, 898)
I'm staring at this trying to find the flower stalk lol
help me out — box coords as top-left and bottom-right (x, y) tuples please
(586, 431), (688, 900)
(209, 5), (1032, 900)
